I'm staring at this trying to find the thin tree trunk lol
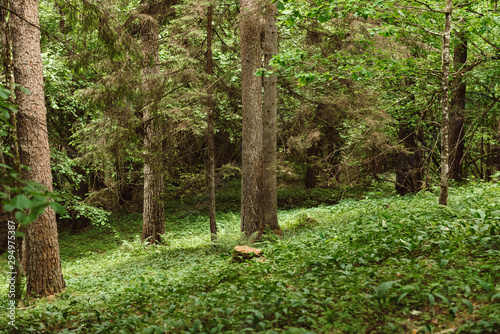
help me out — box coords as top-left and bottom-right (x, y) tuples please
(449, 30), (466, 182)
(11, 0), (65, 297)
(140, 6), (165, 244)
(305, 145), (317, 189)
(240, 0), (263, 238)
(439, 0), (453, 205)
(497, 117), (500, 171)
(1, 0), (25, 303)
(206, 4), (217, 241)
(262, 3), (281, 234)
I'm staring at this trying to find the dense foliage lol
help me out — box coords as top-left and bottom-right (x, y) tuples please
(1, 0), (500, 331)
(1, 182), (500, 333)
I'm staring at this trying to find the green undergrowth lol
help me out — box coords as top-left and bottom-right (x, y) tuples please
(1, 182), (500, 333)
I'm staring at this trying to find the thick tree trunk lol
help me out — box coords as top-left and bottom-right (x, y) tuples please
(240, 0), (263, 238)
(449, 31), (466, 182)
(206, 4), (217, 241)
(11, 0), (65, 297)
(140, 7), (165, 244)
(439, 0), (453, 205)
(262, 3), (281, 234)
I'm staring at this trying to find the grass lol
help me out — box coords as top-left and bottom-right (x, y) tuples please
(1, 182), (500, 333)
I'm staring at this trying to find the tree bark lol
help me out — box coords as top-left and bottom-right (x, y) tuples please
(140, 14), (165, 244)
(439, 0), (453, 205)
(262, 3), (281, 234)
(140, 4), (165, 244)
(11, 0), (65, 297)
(240, 0), (263, 238)
(449, 31), (466, 182)
(206, 4), (217, 241)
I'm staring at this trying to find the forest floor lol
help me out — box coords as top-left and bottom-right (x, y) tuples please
(1, 181), (500, 333)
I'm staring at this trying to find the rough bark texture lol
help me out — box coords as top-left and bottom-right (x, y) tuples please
(11, 0), (65, 296)
(140, 7), (165, 244)
(449, 31), (467, 182)
(206, 4), (217, 241)
(439, 0), (453, 206)
(240, 0), (263, 237)
(262, 3), (281, 234)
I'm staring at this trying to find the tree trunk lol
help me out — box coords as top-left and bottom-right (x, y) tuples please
(206, 4), (217, 241)
(395, 123), (423, 195)
(262, 3), (281, 234)
(1, 0), (25, 303)
(140, 5), (165, 244)
(439, 0), (453, 205)
(305, 145), (317, 189)
(11, 0), (65, 297)
(497, 117), (500, 172)
(240, 0), (263, 238)
(449, 31), (466, 182)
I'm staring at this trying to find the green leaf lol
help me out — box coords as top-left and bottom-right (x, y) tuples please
(50, 202), (66, 215)
(20, 87), (31, 95)
(26, 195), (49, 209)
(8, 194), (32, 210)
(15, 231), (25, 238)
(397, 292), (408, 303)
(276, 1), (285, 11)
(439, 258), (449, 269)
(428, 293), (435, 305)
(476, 279), (492, 292)
(434, 293), (449, 305)
(375, 280), (398, 299)
(490, 293), (500, 301)
(0, 88), (9, 100)
(462, 299), (473, 314)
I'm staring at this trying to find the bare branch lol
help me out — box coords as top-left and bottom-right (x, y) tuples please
(410, 0), (445, 13)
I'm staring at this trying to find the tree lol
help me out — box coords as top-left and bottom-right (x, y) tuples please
(449, 30), (467, 182)
(11, 0), (65, 296)
(206, 3), (217, 241)
(240, 0), (263, 237)
(439, 0), (453, 205)
(140, 0), (165, 244)
(262, 2), (281, 234)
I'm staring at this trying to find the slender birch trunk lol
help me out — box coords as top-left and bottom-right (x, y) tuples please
(439, 0), (453, 205)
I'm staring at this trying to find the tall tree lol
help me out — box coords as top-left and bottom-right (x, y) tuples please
(140, 1), (165, 244)
(0, 0), (25, 302)
(206, 3), (217, 241)
(449, 30), (467, 182)
(11, 0), (65, 296)
(439, 0), (453, 205)
(240, 0), (263, 237)
(262, 2), (281, 234)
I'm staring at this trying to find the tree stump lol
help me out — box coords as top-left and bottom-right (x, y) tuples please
(231, 245), (264, 263)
